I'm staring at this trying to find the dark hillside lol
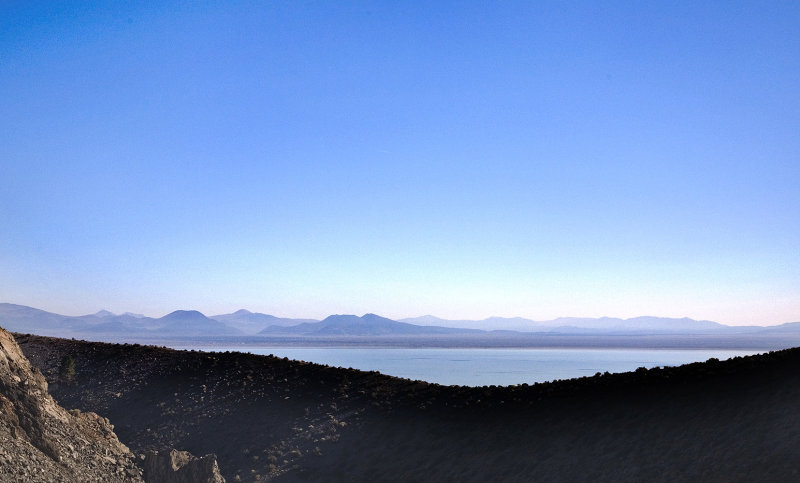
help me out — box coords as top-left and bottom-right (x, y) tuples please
(0, 327), (144, 482)
(16, 333), (800, 482)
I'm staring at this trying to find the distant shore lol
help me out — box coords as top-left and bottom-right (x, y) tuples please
(78, 332), (800, 351)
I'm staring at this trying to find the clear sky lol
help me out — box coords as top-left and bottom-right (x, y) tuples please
(1, 1), (798, 325)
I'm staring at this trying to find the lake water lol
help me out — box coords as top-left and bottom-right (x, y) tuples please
(169, 346), (762, 387)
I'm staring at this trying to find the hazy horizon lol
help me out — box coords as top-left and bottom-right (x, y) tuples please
(2, 2), (798, 326)
(3, 301), (795, 328)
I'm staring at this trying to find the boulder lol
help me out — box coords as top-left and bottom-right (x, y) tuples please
(142, 449), (226, 483)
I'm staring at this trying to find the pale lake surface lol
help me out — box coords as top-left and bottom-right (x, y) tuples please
(169, 346), (762, 387)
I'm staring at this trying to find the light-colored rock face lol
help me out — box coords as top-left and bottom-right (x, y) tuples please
(142, 449), (226, 483)
(0, 326), (144, 482)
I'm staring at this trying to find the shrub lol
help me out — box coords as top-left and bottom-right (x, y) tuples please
(59, 355), (76, 382)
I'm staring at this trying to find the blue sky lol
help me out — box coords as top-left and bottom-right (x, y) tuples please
(1, 1), (798, 324)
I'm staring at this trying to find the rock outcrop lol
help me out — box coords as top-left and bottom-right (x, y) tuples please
(142, 449), (225, 483)
(0, 326), (143, 482)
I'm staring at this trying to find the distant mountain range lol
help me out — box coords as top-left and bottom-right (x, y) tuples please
(211, 309), (317, 335)
(399, 315), (731, 333)
(0, 303), (796, 340)
(259, 314), (483, 336)
(0, 304), (239, 337)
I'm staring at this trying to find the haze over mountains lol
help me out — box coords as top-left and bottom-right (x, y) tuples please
(211, 309), (317, 334)
(400, 315), (728, 332)
(259, 314), (483, 336)
(1, 303), (797, 342)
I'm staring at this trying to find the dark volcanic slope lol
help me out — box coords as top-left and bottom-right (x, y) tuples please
(16, 333), (800, 482)
(0, 328), (144, 482)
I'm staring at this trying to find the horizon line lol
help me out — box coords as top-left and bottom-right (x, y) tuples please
(3, 302), (797, 328)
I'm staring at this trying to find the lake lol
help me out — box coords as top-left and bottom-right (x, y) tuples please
(168, 346), (762, 386)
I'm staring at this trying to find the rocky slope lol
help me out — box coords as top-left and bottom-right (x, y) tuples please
(15, 332), (800, 482)
(142, 449), (224, 483)
(0, 327), (226, 483)
(0, 326), (143, 482)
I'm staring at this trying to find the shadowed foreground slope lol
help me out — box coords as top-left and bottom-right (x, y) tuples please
(16, 333), (800, 482)
(0, 327), (144, 482)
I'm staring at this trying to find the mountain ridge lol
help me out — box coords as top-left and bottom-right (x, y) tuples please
(2, 303), (798, 340)
(400, 314), (731, 332)
(259, 313), (482, 336)
(210, 310), (318, 335)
